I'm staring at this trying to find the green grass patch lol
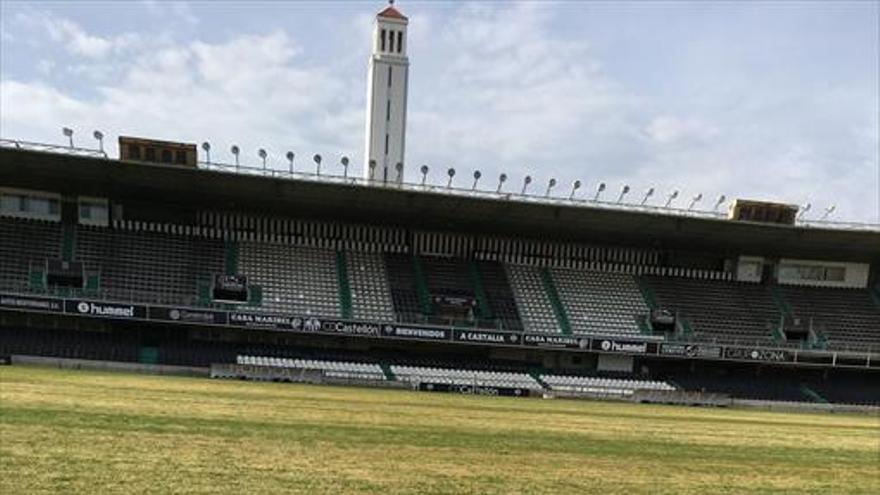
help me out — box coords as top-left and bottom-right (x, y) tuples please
(1, 366), (878, 494)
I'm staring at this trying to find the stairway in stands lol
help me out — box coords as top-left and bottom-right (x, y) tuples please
(335, 250), (354, 319)
(540, 268), (572, 335)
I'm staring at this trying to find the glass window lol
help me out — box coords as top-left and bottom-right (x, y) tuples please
(161, 149), (173, 163)
(175, 150), (187, 164)
(389, 30), (395, 52)
(79, 200), (109, 225)
(0, 194), (19, 213)
(29, 197), (50, 215)
(380, 29), (386, 51)
(130, 145), (141, 160)
(825, 267), (845, 281)
(397, 31), (403, 53)
(145, 147), (156, 161)
(778, 265), (797, 280)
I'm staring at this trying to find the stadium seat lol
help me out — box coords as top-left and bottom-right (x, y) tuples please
(550, 269), (648, 337)
(238, 243), (340, 317)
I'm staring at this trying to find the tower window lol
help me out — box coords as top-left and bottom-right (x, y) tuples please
(386, 100), (391, 121)
(387, 66), (392, 87)
(380, 29), (386, 51)
(385, 133), (389, 155)
(397, 31), (403, 53)
(389, 30), (395, 52)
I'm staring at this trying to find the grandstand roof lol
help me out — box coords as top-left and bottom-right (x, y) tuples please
(1, 146), (878, 263)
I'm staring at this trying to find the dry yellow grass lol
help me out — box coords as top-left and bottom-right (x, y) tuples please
(1, 366), (878, 494)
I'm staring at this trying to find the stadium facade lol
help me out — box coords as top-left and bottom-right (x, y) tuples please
(1, 3), (878, 406)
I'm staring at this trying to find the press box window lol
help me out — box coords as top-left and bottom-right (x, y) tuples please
(78, 199), (109, 226)
(0, 193), (25, 214)
(0, 191), (60, 221)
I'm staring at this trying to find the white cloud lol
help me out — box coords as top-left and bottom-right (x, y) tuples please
(645, 116), (720, 145)
(1, 25), (357, 167)
(42, 16), (140, 58)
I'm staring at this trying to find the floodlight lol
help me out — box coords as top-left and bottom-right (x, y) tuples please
(258, 148), (267, 170)
(545, 178), (557, 197)
(368, 159), (377, 180)
(92, 130), (104, 152)
(62, 127), (74, 148)
(231, 145), (241, 168)
(341, 156), (350, 178)
(472, 170), (482, 190)
(420, 165), (429, 185)
(664, 190), (679, 208)
(201, 142), (211, 163)
(569, 180), (581, 200)
(688, 193), (703, 210)
(313, 154), (322, 175)
(641, 187), (655, 205)
(446, 167), (456, 188)
(395, 162), (403, 182)
(820, 204), (836, 221)
(286, 151), (294, 173)
(593, 182), (606, 201)
(797, 203), (811, 219)
(497, 173), (508, 193)
(713, 195), (726, 212)
(521, 175), (532, 195)
(616, 184), (630, 204)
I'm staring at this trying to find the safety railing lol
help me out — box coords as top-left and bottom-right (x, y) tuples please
(3, 136), (877, 232)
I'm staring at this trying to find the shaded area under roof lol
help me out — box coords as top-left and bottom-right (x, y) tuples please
(1, 147), (878, 263)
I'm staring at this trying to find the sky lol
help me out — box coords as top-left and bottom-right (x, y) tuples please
(0, 0), (878, 223)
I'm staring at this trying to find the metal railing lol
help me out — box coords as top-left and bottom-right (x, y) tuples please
(0, 138), (108, 159)
(2, 136), (877, 232)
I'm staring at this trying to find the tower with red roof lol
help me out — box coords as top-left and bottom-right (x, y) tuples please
(364, 1), (409, 183)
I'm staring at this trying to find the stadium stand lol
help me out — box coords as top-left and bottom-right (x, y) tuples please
(236, 355), (386, 381)
(662, 366), (811, 403)
(346, 251), (396, 322)
(551, 269), (648, 337)
(776, 285), (880, 351)
(381, 254), (523, 329)
(390, 364), (542, 389)
(76, 225), (224, 305)
(474, 260), (523, 331)
(643, 276), (781, 345)
(2, 143), (879, 408)
(238, 242), (340, 316)
(383, 253), (425, 323)
(506, 264), (563, 333)
(540, 374), (675, 396)
(0, 217), (61, 292)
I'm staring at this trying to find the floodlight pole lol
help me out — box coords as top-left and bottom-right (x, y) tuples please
(569, 180), (581, 200)
(521, 176), (532, 195)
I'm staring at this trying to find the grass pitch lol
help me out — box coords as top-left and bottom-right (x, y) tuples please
(1, 366), (878, 494)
